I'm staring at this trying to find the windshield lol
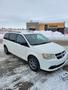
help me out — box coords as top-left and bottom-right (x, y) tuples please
(24, 34), (49, 45)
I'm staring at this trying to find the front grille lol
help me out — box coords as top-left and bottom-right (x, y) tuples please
(55, 51), (66, 59)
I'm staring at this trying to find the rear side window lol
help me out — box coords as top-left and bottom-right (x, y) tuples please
(4, 33), (9, 39)
(9, 33), (17, 42)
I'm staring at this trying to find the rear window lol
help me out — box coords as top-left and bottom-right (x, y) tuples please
(9, 33), (17, 42)
(4, 33), (9, 39)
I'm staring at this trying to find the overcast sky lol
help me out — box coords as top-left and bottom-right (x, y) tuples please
(0, 0), (68, 28)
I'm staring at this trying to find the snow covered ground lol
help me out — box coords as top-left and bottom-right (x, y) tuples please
(0, 43), (68, 90)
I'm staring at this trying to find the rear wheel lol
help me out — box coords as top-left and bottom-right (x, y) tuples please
(28, 56), (40, 71)
(4, 45), (9, 54)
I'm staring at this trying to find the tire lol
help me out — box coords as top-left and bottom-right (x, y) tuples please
(4, 45), (9, 54)
(28, 56), (40, 71)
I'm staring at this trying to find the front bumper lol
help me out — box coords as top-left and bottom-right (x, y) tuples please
(39, 53), (67, 71)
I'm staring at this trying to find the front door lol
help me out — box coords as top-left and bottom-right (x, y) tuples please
(15, 34), (29, 61)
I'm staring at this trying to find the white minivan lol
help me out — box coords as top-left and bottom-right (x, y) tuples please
(3, 31), (67, 71)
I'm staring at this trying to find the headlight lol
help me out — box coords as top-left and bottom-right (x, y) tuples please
(42, 53), (55, 59)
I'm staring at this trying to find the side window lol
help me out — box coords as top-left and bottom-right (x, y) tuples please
(16, 35), (29, 47)
(4, 33), (9, 39)
(9, 33), (16, 42)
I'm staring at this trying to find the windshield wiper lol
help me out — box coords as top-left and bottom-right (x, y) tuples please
(31, 43), (40, 45)
(39, 42), (49, 44)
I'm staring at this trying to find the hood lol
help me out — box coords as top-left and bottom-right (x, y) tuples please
(32, 42), (65, 54)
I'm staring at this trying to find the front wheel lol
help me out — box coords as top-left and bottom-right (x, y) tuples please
(28, 56), (40, 72)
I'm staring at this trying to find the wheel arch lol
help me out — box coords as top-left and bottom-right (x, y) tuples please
(27, 54), (40, 71)
(28, 54), (38, 60)
(27, 54), (40, 65)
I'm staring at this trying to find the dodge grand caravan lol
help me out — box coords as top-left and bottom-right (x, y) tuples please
(3, 31), (67, 71)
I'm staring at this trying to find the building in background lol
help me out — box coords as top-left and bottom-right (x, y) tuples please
(26, 21), (65, 34)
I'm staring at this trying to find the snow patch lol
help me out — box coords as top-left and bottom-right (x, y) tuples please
(34, 31), (68, 40)
(0, 34), (4, 39)
(30, 70), (68, 90)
